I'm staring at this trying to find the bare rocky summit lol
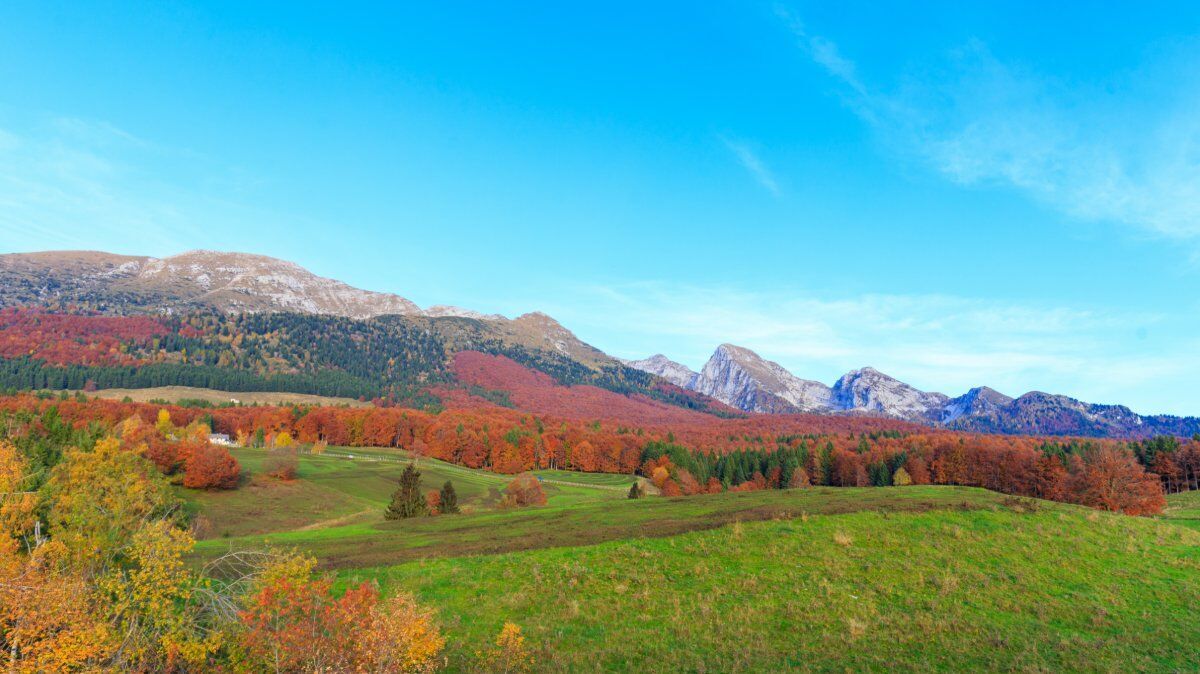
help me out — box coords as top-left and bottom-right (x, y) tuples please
(621, 354), (700, 390)
(0, 250), (478, 320)
(624, 344), (1200, 438)
(831, 367), (949, 421)
(693, 344), (834, 414)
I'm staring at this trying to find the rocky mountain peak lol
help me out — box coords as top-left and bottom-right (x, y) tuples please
(133, 250), (423, 318)
(423, 305), (503, 320)
(832, 367), (948, 420)
(622, 354), (699, 389)
(691, 344), (834, 413)
(505, 311), (611, 366)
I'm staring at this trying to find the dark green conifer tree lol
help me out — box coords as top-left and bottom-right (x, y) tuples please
(439, 480), (460, 514)
(385, 463), (428, 519)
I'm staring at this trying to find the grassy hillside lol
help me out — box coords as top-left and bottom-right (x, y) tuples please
(183, 446), (635, 541)
(182, 446), (1200, 672)
(344, 502), (1200, 672)
(187, 447), (1007, 567)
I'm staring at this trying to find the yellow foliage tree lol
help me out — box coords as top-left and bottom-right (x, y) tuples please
(477, 622), (533, 674)
(893, 467), (912, 487)
(254, 549), (319, 593)
(0, 440), (37, 543)
(184, 419), (211, 441)
(354, 592), (446, 673)
(120, 414), (146, 438)
(100, 521), (220, 669)
(155, 408), (174, 436)
(275, 431), (294, 449)
(45, 436), (175, 575)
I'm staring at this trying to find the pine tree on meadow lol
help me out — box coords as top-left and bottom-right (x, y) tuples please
(439, 480), (460, 514)
(385, 463), (428, 519)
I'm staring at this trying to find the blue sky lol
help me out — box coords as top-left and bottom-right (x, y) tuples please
(2, 1), (1199, 414)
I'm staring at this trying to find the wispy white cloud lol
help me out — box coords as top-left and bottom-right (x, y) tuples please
(720, 135), (781, 196)
(538, 281), (1197, 415)
(0, 114), (282, 254)
(775, 7), (1200, 241)
(774, 6), (867, 98)
(0, 116), (193, 251)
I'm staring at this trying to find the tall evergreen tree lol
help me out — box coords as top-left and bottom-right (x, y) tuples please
(385, 463), (427, 519)
(438, 480), (460, 514)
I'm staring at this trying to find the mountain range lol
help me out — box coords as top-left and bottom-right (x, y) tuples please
(624, 345), (1200, 437)
(2, 249), (1197, 439)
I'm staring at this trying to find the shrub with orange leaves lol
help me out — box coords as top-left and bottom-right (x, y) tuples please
(676, 469), (701, 495)
(0, 539), (115, 673)
(426, 489), (442, 515)
(502, 473), (547, 508)
(239, 571), (444, 673)
(182, 442), (241, 490)
(650, 465), (671, 490)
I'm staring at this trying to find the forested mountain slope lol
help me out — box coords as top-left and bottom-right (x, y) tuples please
(4, 249), (1198, 439)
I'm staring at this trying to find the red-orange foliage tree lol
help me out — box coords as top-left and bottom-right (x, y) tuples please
(182, 442), (241, 490)
(503, 473), (547, 508)
(1065, 447), (1166, 515)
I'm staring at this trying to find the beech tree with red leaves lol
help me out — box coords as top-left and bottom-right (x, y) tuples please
(182, 442), (241, 490)
(1066, 446), (1166, 515)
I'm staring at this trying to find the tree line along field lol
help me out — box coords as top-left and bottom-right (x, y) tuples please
(89, 385), (372, 408)
(182, 447), (1200, 672)
(186, 447), (991, 567)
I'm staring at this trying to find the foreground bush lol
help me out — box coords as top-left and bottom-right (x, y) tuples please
(240, 560), (444, 673)
(502, 474), (546, 508)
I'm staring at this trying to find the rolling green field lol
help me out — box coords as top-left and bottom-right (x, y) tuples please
(184, 446), (636, 543)
(186, 447), (1200, 672)
(346, 503), (1200, 672)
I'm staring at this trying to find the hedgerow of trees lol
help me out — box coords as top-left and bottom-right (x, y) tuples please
(0, 394), (1184, 516)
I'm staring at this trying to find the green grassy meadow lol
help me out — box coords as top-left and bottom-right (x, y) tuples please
(182, 446), (630, 540)
(185, 447), (1200, 672)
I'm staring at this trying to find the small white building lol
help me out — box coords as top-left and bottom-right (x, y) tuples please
(209, 433), (237, 447)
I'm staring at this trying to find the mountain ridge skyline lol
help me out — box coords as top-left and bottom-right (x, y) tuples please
(2, 247), (1195, 428)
